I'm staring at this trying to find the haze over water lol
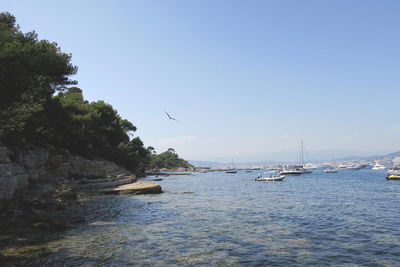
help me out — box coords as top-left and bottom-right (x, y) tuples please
(42, 169), (400, 266)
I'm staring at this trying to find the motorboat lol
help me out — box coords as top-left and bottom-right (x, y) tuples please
(372, 163), (386, 170)
(255, 174), (285, 181)
(280, 167), (304, 175)
(226, 169), (237, 174)
(386, 167), (400, 177)
(387, 174), (400, 180)
(324, 168), (338, 173)
(304, 163), (318, 170)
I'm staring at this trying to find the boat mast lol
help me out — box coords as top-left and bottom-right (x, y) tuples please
(301, 140), (304, 167)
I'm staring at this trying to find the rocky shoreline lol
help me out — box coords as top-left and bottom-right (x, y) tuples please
(0, 146), (162, 266)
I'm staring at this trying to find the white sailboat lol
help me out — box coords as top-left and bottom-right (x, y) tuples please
(279, 140), (312, 175)
(226, 159), (237, 173)
(300, 140), (312, 173)
(324, 155), (338, 173)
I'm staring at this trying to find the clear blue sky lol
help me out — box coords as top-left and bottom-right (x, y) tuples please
(3, 0), (400, 161)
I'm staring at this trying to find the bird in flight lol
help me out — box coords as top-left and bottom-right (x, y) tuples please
(164, 110), (179, 122)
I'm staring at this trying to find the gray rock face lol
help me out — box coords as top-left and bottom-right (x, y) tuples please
(0, 146), (9, 163)
(0, 146), (130, 200)
(0, 174), (29, 199)
(0, 147), (29, 199)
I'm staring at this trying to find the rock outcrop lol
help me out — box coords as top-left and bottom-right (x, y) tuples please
(0, 147), (29, 200)
(100, 180), (162, 195)
(0, 146), (133, 200)
(0, 146), (162, 266)
(0, 146), (162, 200)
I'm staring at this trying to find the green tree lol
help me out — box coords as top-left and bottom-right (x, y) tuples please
(0, 12), (77, 145)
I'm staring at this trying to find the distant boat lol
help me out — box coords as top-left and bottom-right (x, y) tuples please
(324, 168), (338, 173)
(387, 174), (400, 180)
(372, 163), (386, 170)
(267, 166), (281, 171)
(339, 163), (363, 170)
(386, 167), (400, 179)
(226, 159), (237, 173)
(304, 163), (318, 170)
(279, 140), (312, 175)
(280, 167), (304, 175)
(300, 140), (313, 173)
(324, 155), (338, 173)
(255, 173), (285, 181)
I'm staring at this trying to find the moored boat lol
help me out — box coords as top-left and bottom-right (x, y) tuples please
(372, 163), (386, 170)
(324, 155), (338, 173)
(387, 168), (400, 174)
(255, 174), (285, 181)
(324, 168), (338, 173)
(386, 174), (400, 180)
(339, 163), (364, 170)
(386, 167), (400, 179)
(304, 163), (318, 170)
(279, 167), (303, 175)
(299, 140), (313, 173)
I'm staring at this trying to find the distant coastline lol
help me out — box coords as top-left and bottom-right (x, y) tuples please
(189, 150), (400, 169)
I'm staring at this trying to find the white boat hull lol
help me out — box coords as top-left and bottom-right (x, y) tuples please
(372, 166), (386, 170)
(279, 169), (303, 175)
(255, 175), (285, 181)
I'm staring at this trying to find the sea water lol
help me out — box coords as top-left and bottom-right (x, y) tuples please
(43, 169), (400, 266)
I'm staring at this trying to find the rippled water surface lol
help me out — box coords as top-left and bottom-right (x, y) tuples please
(44, 169), (400, 266)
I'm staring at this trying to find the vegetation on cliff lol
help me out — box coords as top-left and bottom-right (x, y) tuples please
(0, 12), (189, 173)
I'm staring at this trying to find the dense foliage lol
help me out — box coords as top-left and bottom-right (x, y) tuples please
(0, 12), (77, 144)
(0, 12), (150, 173)
(148, 148), (193, 170)
(0, 12), (190, 174)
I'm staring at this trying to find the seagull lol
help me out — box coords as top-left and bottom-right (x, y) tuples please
(164, 110), (179, 122)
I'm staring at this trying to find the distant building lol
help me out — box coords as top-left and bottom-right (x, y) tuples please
(393, 156), (400, 165)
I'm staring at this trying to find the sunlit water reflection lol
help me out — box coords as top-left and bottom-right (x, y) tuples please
(43, 169), (400, 266)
